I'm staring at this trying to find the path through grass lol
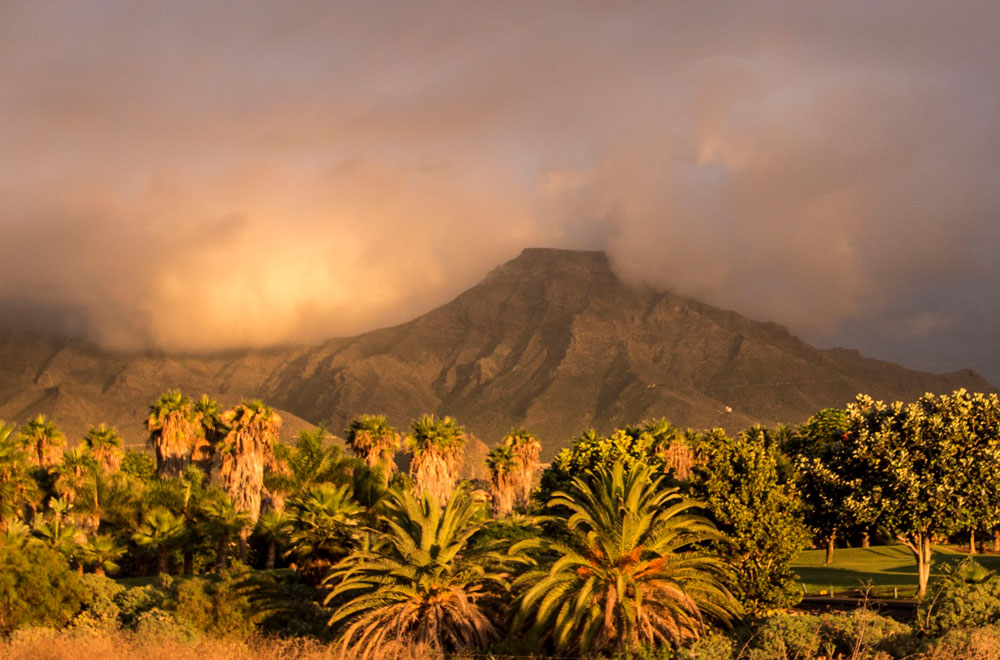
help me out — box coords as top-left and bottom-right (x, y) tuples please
(793, 545), (1000, 598)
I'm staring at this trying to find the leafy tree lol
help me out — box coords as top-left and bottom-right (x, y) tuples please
(82, 423), (125, 474)
(790, 408), (858, 563)
(843, 390), (1000, 597)
(345, 414), (400, 472)
(147, 390), (203, 478)
(324, 487), (521, 659)
(405, 415), (466, 505)
(537, 419), (687, 503)
(691, 426), (808, 613)
(19, 414), (65, 469)
(516, 461), (739, 655)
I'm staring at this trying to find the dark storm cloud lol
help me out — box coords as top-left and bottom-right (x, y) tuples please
(1, 1), (999, 381)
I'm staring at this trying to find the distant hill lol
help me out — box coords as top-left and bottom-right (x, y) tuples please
(0, 248), (993, 464)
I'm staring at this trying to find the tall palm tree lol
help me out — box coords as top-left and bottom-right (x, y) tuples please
(345, 415), (400, 472)
(19, 414), (65, 469)
(217, 400), (282, 522)
(486, 444), (518, 517)
(501, 428), (541, 509)
(132, 507), (185, 575)
(193, 394), (223, 474)
(405, 415), (466, 505)
(324, 488), (524, 660)
(52, 447), (99, 533)
(515, 461), (740, 655)
(82, 424), (124, 474)
(147, 390), (203, 478)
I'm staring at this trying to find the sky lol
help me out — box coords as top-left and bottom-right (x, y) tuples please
(2, 1), (1000, 383)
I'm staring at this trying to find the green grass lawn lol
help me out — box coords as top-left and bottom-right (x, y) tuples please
(792, 544), (1000, 599)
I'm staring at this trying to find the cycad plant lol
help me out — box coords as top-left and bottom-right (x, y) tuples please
(515, 461), (740, 655)
(324, 487), (524, 660)
(147, 390), (202, 478)
(345, 414), (400, 472)
(405, 415), (466, 505)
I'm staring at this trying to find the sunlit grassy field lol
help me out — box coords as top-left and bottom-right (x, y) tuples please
(793, 544), (1000, 598)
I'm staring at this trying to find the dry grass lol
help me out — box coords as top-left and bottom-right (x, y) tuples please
(0, 629), (337, 660)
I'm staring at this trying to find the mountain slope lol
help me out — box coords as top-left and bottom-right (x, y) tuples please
(0, 248), (992, 461)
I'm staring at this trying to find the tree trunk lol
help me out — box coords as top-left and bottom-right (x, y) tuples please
(979, 531), (987, 555)
(862, 530), (870, 548)
(266, 540), (276, 570)
(970, 530), (977, 554)
(216, 530), (229, 573)
(95, 566), (105, 577)
(239, 527), (250, 565)
(902, 533), (933, 598)
(157, 546), (168, 575)
(995, 530), (1000, 553)
(825, 530), (836, 565)
(183, 548), (194, 575)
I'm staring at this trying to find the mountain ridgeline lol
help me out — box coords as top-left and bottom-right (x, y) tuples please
(0, 248), (992, 461)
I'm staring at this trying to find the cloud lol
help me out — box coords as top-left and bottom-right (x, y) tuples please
(1, 1), (999, 382)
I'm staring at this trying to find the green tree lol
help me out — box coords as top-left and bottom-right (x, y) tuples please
(790, 408), (858, 563)
(691, 426), (808, 613)
(516, 461), (739, 655)
(199, 492), (251, 573)
(405, 415), (466, 505)
(147, 390), (203, 478)
(324, 487), (521, 659)
(345, 414), (400, 472)
(0, 542), (87, 632)
(843, 391), (1000, 597)
(80, 533), (126, 576)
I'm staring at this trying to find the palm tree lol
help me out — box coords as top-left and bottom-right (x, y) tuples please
(216, 400), (281, 523)
(52, 447), (99, 532)
(285, 483), (362, 583)
(19, 414), (65, 468)
(82, 424), (125, 474)
(255, 509), (292, 570)
(193, 394), (223, 473)
(199, 493), (251, 572)
(324, 487), (524, 659)
(486, 444), (518, 517)
(515, 461), (740, 655)
(500, 428), (542, 509)
(147, 390), (203, 478)
(345, 415), (400, 472)
(405, 415), (466, 505)
(80, 533), (126, 576)
(132, 507), (185, 575)
(0, 421), (38, 528)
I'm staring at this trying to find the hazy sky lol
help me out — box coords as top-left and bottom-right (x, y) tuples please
(3, 2), (1000, 383)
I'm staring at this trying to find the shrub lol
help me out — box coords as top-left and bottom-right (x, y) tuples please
(677, 633), (737, 660)
(920, 559), (1000, 636)
(0, 542), (87, 632)
(71, 573), (125, 630)
(918, 624), (1000, 660)
(748, 610), (909, 660)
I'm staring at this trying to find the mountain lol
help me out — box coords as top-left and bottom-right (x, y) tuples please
(0, 248), (993, 462)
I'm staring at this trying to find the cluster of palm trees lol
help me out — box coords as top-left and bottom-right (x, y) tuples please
(0, 395), (742, 658)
